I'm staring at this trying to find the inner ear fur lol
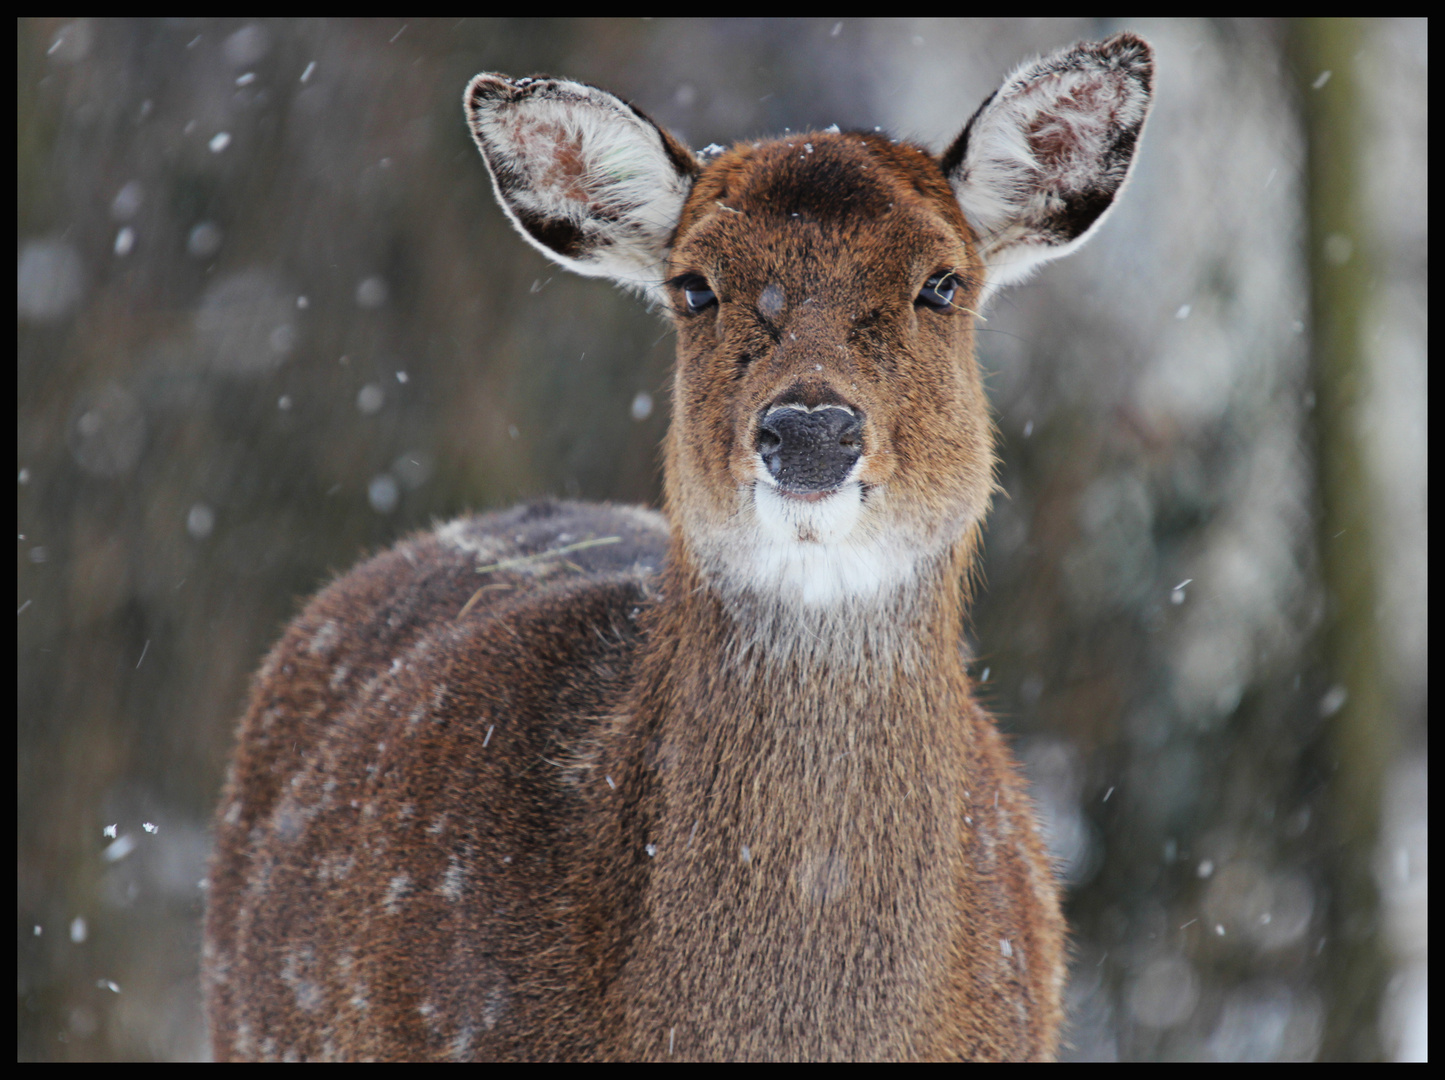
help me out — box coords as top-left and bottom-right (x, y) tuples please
(942, 32), (1154, 290)
(465, 73), (700, 303)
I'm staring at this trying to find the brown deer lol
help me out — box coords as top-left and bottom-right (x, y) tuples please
(203, 33), (1153, 1061)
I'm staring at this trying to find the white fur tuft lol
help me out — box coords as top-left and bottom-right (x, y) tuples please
(685, 479), (942, 610)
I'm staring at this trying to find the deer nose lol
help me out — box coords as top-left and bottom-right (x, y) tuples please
(756, 405), (863, 494)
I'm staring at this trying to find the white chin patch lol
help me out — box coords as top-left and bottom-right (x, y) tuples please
(730, 482), (916, 606)
(754, 481), (863, 546)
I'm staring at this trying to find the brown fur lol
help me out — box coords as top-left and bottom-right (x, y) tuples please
(206, 38), (1155, 1060)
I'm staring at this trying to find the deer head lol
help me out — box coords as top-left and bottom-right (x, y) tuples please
(465, 36), (1152, 614)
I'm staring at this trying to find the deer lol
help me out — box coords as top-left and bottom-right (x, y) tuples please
(202, 33), (1153, 1061)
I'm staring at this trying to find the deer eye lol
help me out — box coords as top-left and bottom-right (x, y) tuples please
(917, 271), (958, 311)
(672, 274), (717, 314)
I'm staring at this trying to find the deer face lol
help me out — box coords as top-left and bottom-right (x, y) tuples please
(663, 135), (995, 606)
(464, 34), (1152, 609)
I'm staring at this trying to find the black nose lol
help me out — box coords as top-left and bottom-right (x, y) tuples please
(755, 405), (863, 494)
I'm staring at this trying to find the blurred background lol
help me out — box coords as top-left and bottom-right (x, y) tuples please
(17, 18), (1426, 1061)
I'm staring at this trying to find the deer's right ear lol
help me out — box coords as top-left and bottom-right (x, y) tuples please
(465, 74), (700, 304)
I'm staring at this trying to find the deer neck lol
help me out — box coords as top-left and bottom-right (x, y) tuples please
(613, 536), (978, 1058)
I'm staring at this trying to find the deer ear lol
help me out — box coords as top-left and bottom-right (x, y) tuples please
(465, 74), (700, 303)
(942, 33), (1154, 290)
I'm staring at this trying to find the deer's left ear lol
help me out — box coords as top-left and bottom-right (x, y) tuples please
(942, 32), (1154, 290)
(465, 74), (700, 303)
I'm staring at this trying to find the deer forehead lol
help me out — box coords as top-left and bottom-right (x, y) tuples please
(673, 133), (979, 287)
